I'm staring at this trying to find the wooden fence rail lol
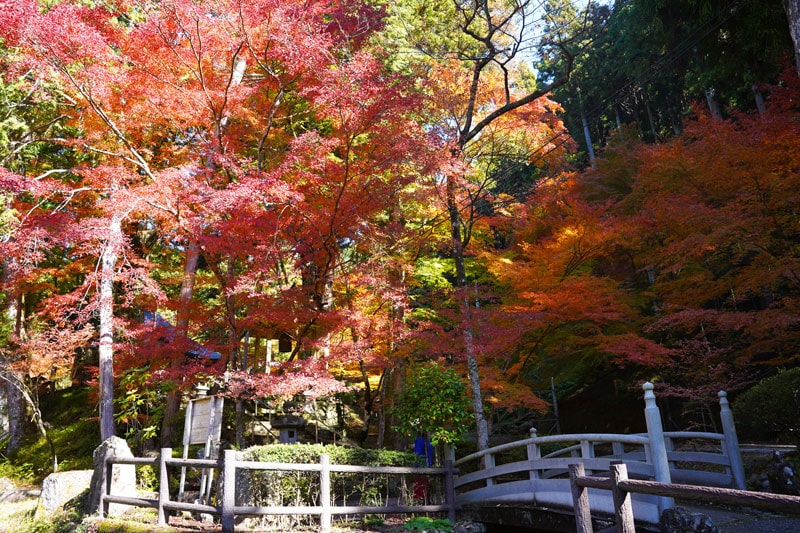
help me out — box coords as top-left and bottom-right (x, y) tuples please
(99, 448), (457, 533)
(569, 462), (800, 533)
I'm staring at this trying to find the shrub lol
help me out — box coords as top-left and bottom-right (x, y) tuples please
(238, 444), (425, 531)
(404, 516), (454, 531)
(733, 368), (800, 443)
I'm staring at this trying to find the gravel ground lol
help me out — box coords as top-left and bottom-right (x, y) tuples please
(686, 504), (800, 533)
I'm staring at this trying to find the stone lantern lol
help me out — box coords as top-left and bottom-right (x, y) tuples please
(271, 414), (305, 444)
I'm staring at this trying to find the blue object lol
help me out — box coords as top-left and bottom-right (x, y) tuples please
(414, 435), (434, 466)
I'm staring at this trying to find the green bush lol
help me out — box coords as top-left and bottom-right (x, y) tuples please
(242, 443), (419, 467)
(239, 444), (424, 530)
(136, 464), (158, 491)
(404, 516), (454, 531)
(393, 363), (473, 447)
(733, 368), (800, 443)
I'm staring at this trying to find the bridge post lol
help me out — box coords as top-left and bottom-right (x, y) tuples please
(485, 451), (496, 487)
(718, 391), (746, 490)
(527, 427), (541, 480)
(580, 439), (595, 475)
(642, 382), (674, 512)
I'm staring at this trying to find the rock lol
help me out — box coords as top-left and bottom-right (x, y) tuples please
(88, 436), (137, 517)
(35, 470), (93, 518)
(767, 451), (799, 495)
(453, 521), (488, 533)
(659, 506), (717, 533)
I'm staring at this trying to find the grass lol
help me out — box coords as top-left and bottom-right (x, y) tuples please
(0, 496), (38, 533)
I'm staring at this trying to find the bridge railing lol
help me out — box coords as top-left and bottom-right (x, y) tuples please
(452, 382), (746, 525)
(454, 433), (653, 487)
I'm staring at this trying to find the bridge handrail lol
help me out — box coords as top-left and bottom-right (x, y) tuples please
(663, 431), (725, 441)
(454, 433), (650, 466)
(570, 462), (800, 533)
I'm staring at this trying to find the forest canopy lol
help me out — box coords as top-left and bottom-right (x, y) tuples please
(1, 0), (799, 456)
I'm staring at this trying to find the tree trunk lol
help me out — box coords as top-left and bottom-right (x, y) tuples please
(704, 87), (723, 120)
(3, 376), (25, 454)
(233, 313), (245, 447)
(160, 239), (201, 447)
(753, 84), (767, 115)
(376, 367), (391, 448)
(580, 105), (596, 168)
(784, 0), (800, 76)
(642, 88), (660, 139)
(98, 217), (122, 441)
(446, 173), (490, 452)
(2, 267), (26, 454)
(578, 88), (596, 168)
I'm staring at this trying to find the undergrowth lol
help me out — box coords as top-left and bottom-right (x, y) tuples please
(0, 386), (99, 484)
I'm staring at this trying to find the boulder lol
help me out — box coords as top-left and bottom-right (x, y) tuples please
(35, 470), (93, 518)
(659, 506), (716, 533)
(88, 436), (137, 517)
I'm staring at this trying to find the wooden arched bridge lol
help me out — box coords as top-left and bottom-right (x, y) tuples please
(450, 382), (748, 529)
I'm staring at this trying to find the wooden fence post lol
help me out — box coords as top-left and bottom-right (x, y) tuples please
(569, 463), (593, 533)
(642, 382), (674, 512)
(221, 449), (236, 533)
(158, 448), (171, 526)
(718, 390), (746, 490)
(103, 455), (117, 516)
(610, 462), (636, 533)
(445, 459), (457, 523)
(527, 427), (541, 480)
(98, 454), (109, 518)
(320, 454), (332, 533)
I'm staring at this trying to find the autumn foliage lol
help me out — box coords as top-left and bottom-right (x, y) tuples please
(486, 72), (800, 404)
(1, 0), (799, 450)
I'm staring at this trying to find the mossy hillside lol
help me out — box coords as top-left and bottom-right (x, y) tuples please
(0, 386), (99, 484)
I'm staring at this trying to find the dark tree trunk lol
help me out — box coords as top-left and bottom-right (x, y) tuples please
(784, 0), (800, 76)
(160, 239), (201, 447)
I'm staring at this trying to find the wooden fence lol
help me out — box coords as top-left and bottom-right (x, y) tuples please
(569, 462), (800, 533)
(98, 449), (457, 533)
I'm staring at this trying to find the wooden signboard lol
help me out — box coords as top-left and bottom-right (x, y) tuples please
(186, 396), (220, 444)
(178, 395), (224, 503)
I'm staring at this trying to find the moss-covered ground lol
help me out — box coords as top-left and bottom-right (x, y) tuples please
(0, 386), (99, 484)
